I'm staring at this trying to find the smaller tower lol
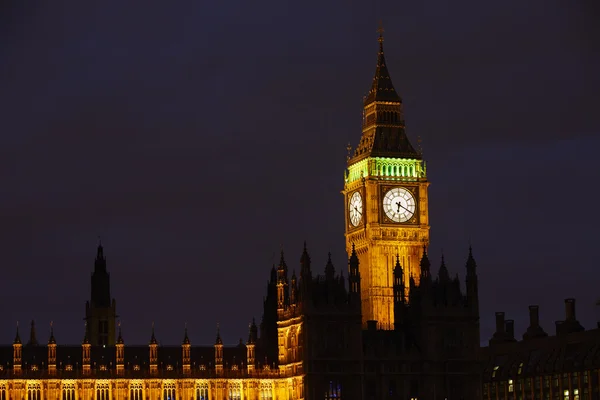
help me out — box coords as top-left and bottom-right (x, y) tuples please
(116, 323), (125, 376)
(82, 323), (91, 375)
(149, 324), (158, 375)
(182, 325), (191, 375)
(348, 244), (361, 307)
(393, 255), (406, 329)
(214, 324), (224, 376)
(246, 321), (256, 374)
(12, 323), (22, 375)
(48, 322), (57, 376)
(290, 271), (298, 305)
(465, 246), (479, 313)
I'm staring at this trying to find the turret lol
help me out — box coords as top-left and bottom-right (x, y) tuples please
(149, 323), (158, 375)
(116, 323), (125, 375)
(348, 244), (361, 305)
(325, 252), (335, 281)
(13, 323), (22, 375)
(419, 246), (431, 284)
(48, 322), (57, 376)
(465, 246), (479, 313)
(246, 322), (256, 374)
(215, 324), (224, 376)
(85, 241), (117, 346)
(182, 325), (191, 375)
(393, 256), (406, 329)
(82, 323), (91, 375)
(300, 241), (312, 293)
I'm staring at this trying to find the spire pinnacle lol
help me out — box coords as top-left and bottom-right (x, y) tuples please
(48, 321), (56, 345)
(215, 323), (223, 345)
(183, 323), (190, 345)
(377, 20), (384, 44)
(150, 322), (157, 344)
(117, 321), (123, 344)
(14, 321), (21, 345)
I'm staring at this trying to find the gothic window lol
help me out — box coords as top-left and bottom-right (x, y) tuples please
(27, 383), (41, 400)
(324, 381), (341, 399)
(0, 385), (6, 400)
(96, 382), (110, 400)
(163, 383), (176, 400)
(62, 383), (76, 400)
(228, 382), (241, 400)
(260, 383), (273, 400)
(196, 384), (209, 400)
(130, 382), (143, 400)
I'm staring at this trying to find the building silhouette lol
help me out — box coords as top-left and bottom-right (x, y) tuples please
(0, 31), (482, 400)
(481, 300), (600, 399)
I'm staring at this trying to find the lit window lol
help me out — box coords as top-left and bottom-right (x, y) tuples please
(163, 383), (176, 400)
(133, 365), (140, 371)
(196, 385), (209, 400)
(509, 379), (514, 393)
(492, 366), (499, 378)
(166, 365), (173, 371)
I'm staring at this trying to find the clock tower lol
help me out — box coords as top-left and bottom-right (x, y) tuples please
(343, 30), (430, 330)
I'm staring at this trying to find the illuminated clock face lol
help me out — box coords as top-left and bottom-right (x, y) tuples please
(348, 191), (363, 227)
(383, 187), (416, 223)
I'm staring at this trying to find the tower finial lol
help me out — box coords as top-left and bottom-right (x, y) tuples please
(377, 20), (385, 43)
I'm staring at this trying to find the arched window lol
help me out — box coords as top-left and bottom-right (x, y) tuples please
(228, 383), (241, 400)
(163, 383), (176, 400)
(129, 382), (143, 400)
(0, 385), (6, 400)
(96, 382), (110, 400)
(62, 383), (76, 400)
(196, 383), (209, 400)
(325, 381), (342, 399)
(259, 383), (272, 400)
(27, 384), (41, 400)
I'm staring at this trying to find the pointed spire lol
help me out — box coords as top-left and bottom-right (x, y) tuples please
(277, 251), (288, 283)
(150, 322), (157, 344)
(183, 323), (190, 345)
(300, 241), (312, 276)
(325, 252), (335, 280)
(466, 245), (477, 275)
(215, 323), (223, 345)
(420, 246), (431, 281)
(27, 320), (38, 346)
(438, 253), (450, 281)
(14, 321), (21, 345)
(364, 22), (401, 105)
(82, 322), (90, 344)
(117, 321), (124, 344)
(48, 321), (56, 345)
(96, 237), (105, 261)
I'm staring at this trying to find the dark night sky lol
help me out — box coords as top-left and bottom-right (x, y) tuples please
(1, 1), (599, 346)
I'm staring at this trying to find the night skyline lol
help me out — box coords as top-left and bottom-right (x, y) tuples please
(1, 0), (599, 346)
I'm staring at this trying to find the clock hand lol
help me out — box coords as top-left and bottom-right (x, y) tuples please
(398, 203), (412, 213)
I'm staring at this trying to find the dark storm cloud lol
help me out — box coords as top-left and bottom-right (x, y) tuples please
(0, 0), (598, 345)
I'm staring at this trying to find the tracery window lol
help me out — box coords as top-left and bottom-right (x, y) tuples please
(325, 381), (341, 399)
(163, 383), (176, 400)
(228, 382), (241, 400)
(96, 382), (110, 400)
(260, 383), (273, 400)
(196, 384), (209, 400)
(130, 382), (143, 400)
(27, 383), (41, 400)
(62, 383), (76, 400)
